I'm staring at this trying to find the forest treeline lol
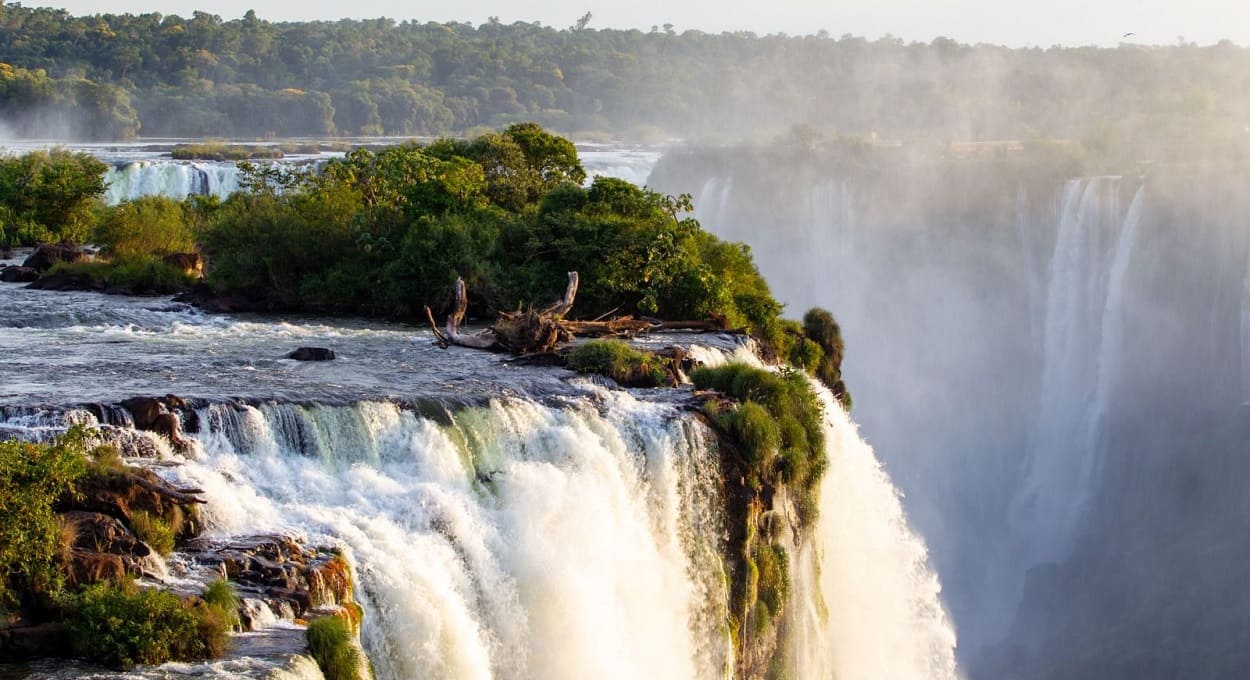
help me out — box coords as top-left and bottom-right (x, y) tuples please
(0, 3), (1248, 149)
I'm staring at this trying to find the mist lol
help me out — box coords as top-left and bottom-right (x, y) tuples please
(647, 130), (1250, 678)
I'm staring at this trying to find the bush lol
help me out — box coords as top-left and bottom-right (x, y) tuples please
(128, 511), (175, 556)
(63, 580), (230, 669)
(692, 364), (827, 522)
(0, 429), (89, 607)
(306, 615), (365, 680)
(0, 149), (107, 245)
(93, 196), (196, 258)
(566, 340), (668, 387)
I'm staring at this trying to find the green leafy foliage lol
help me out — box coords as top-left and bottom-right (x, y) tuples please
(93, 196), (196, 257)
(0, 429), (89, 608)
(200, 128), (786, 331)
(566, 340), (668, 387)
(0, 149), (107, 246)
(306, 615), (365, 680)
(693, 364), (827, 522)
(802, 308), (852, 410)
(62, 580), (230, 670)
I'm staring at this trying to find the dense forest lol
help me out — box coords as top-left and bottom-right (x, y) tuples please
(0, 3), (1247, 149)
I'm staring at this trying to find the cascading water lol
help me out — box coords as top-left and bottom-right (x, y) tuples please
(159, 392), (732, 680)
(790, 386), (959, 680)
(104, 161), (245, 204)
(1008, 178), (1144, 568)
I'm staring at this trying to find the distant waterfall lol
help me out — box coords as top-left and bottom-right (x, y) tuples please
(1242, 255), (1250, 405)
(103, 160), (245, 204)
(808, 178), (855, 263)
(695, 176), (733, 229)
(1010, 178), (1145, 565)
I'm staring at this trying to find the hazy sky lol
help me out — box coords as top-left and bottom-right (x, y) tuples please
(44, 0), (1250, 47)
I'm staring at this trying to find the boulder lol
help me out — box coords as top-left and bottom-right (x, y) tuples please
(0, 247), (12, 260)
(119, 395), (191, 451)
(162, 252), (204, 278)
(0, 266), (39, 283)
(22, 244), (87, 272)
(62, 510), (151, 558)
(61, 467), (205, 541)
(288, 347), (336, 361)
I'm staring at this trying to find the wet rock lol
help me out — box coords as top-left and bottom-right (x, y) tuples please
(0, 266), (39, 283)
(26, 271), (100, 292)
(288, 347), (336, 361)
(64, 550), (135, 587)
(21, 244), (88, 272)
(162, 252), (204, 279)
(63, 510), (151, 558)
(120, 395), (191, 451)
(0, 247), (12, 260)
(0, 622), (70, 660)
(186, 536), (353, 619)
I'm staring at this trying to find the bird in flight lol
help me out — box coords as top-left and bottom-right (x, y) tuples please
(1123, 32), (1136, 38)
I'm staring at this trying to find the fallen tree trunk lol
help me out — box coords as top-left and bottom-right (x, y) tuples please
(426, 271), (733, 355)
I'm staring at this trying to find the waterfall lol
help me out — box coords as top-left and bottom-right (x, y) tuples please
(162, 394), (731, 680)
(695, 176), (733, 230)
(791, 385), (959, 680)
(1242, 254), (1250, 406)
(103, 160), (245, 204)
(1010, 178), (1144, 567)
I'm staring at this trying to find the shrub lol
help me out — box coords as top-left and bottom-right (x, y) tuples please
(755, 543), (791, 616)
(0, 429), (89, 607)
(48, 255), (195, 295)
(692, 364), (827, 522)
(63, 581), (230, 669)
(93, 196), (196, 258)
(306, 615), (365, 680)
(128, 511), (175, 556)
(0, 149), (107, 245)
(202, 579), (241, 631)
(566, 340), (668, 387)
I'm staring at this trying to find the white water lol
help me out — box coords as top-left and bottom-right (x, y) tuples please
(791, 384), (959, 680)
(1009, 178), (1143, 566)
(104, 161), (245, 204)
(160, 392), (730, 680)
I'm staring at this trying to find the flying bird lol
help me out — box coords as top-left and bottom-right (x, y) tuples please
(1123, 32), (1136, 38)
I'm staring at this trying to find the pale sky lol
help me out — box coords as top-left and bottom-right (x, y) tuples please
(42, 0), (1250, 47)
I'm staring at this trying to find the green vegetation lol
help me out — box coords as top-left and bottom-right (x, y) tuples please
(170, 143), (285, 161)
(0, 429), (88, 607)
(306, 615), (366, 680)
(566, 340), (668, 387)
(0, 149), (107, 247)
(0, 5), (1247, 158)
(45, 257), (196, 294)
(802, 308), (851, 410)
(199, 125), (785, 332)
(202, 578), (242, 631)
(62, 580), (231, 670)
(693, 364), (827, 519)
(127, 510), (175, 556)
(93, 196), (197, 257)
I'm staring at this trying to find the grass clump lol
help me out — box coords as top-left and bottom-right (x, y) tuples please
(170, 143), (284, 161)
(128, 511), (175, 556)
(306, 615), (365, 680)
(566, 339), (669, 388)
(202, 579), (242, 631)
(63, 580), (230, 670)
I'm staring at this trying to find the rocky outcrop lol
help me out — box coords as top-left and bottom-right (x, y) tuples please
(60, 467), (205, 541)
(288, 347), (336, 361)
(120, 395), (193, 451)
(0, 266), (39, 283)
(22, 244), (88, 272)
(187, 536), (355, 622)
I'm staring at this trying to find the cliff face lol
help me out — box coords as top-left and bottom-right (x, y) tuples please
(650, 147), (1250, 677)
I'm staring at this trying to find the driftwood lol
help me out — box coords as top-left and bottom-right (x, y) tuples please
(425, 271), (732, 354)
